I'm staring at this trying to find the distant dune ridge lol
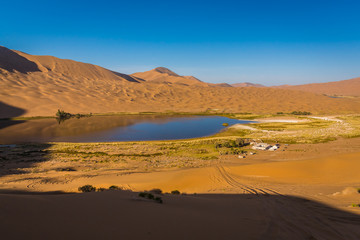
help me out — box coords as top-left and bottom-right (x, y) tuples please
(0, 46), (360, 118)
(131, 67), (208, 86)
(273, 77), (360, 97)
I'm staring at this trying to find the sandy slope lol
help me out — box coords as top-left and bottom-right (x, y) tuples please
(1, 139), (360, 239)
(1, 46), (360, 118)
(274, 77), (360, 97)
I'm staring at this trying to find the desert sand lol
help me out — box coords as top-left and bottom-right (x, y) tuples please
(1, 46), (360, 118)
(1, 137), (360, 239)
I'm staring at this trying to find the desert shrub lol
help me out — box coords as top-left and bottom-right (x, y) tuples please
(150, 188), (162, 194)
(139, 192), (147, 198)
(56, 109), (73, 119)
(109, 185), (121, 190)
(138, 191), (162, 203)
(351, 203), (360, 207)
(57, 167), (76, 172)
(78, 185), (96, 193)
(291, 111), (311, 115)
(171, 190), (180, 195)
(97, 188), (106, 192)
(56, 109), (92, 122)
(276, 112), (284, 115)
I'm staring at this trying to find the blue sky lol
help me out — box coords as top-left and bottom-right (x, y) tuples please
(1, 0), (360, 85)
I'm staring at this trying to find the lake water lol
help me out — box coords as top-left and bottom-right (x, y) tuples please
(0, 115), (252, 143)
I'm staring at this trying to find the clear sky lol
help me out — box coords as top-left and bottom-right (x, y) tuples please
(1, 0), (360, 85)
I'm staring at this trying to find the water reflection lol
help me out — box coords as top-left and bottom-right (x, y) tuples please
(0, 115), (251, 143)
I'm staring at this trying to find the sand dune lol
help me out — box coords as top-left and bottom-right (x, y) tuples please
(274, 77), (360, 96)
(1, 190), (359, 240)
(1, 46), (360, 118)
(131, 67), (207, 86)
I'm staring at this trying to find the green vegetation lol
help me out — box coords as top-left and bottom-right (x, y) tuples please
(78, 185), (96, 192)
(337, 115), (360, 138)
(55, 109), (92, 123)
(351, 203), (360, 207)
(56, 109), (73, 119)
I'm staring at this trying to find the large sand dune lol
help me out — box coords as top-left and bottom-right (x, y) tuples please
(1, 46), (360, 118)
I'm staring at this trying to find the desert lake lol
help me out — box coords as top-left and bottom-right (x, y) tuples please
(0, 115), (252, 143)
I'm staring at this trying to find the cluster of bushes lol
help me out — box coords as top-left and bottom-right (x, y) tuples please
(78, 185), (122, 193)
(78, 186), (187, 204)
(56, 109), (92, 122)
(215, 138), (250, 149)
(220, 149), (247, 155)
(215, 139), (250, 155)
(56, 109), (73, 119)
(138, 191), (163, 204)
(291, 111), (311, 115)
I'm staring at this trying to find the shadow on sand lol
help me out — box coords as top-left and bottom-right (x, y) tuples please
(0, 189), (359, 240)
(0, 101), (26, 129)
(0, 143), (53, 178)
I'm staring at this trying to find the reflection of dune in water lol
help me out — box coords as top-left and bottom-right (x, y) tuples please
(0, 115), (246, 143)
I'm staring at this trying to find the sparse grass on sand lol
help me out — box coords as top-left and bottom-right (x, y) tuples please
(1, 114), (360, 194)
(214, 114), (360, 144)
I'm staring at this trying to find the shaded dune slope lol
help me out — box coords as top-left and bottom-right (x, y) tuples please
(1, 191), (360, 240)
(0, 46), (40, 74)
(1, 46), (360, 117)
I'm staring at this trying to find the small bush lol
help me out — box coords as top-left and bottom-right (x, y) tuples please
(222, 123), (229, 126)
(97, 188), (106, 192)
(155, 197), (163, 204)
(139, 192), (147, 198)
(171, 190), (180, 195)
(138, 191), (162, 203)
(291, 111), (311, 115)
(351, 203), (360, 207)
(109, 185), (121, 190)
(78, 185), (96, 193)
(150, 188), (162, 194)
